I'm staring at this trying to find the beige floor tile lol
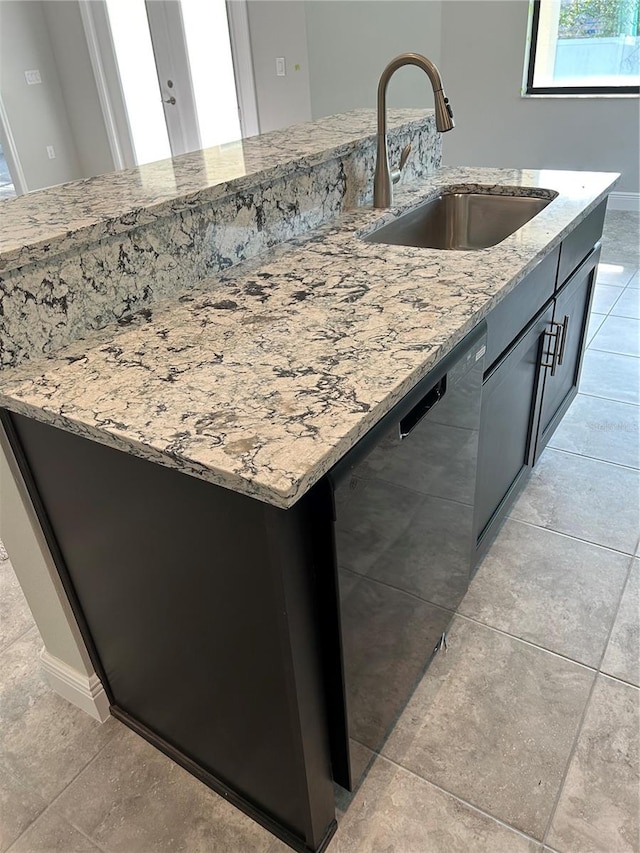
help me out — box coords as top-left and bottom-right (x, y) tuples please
(579, 351), (640, 406)
(0, 629), (118, 802)
(509, 449), (640, 554)
(591, 284), (623, 315)
(595, 263), (637, 289)
(53, 726), (288, 853)
(601, 560), (640, 687)
(330, 755), (540, 852)
(548, 395), (639, 470)
(382, 618), (594, 840)
(599, 246), (640, 270)
(612, 287), (640, 320)
(6, 809), (102, 853)
(590, 316), (640, 358)
(586, 313), (606, 346)
(547, 675), (639, 853)
(600, 213), (640, 267)
(461, 520), (630, 666)
(0, 762), (47, 853)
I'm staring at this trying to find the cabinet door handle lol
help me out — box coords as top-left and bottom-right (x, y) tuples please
(540, 322), (563, 376)
(557, 314), (569, 366)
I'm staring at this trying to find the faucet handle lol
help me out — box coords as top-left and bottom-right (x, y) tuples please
(399, 142), (412, 171)
(391, 142), (412, 185)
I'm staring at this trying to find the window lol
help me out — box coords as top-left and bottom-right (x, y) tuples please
(526, 0), (640, 93)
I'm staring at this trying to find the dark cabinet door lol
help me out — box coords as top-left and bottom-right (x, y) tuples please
(534, 246), (600, 463)
(474, 303), (554, 556)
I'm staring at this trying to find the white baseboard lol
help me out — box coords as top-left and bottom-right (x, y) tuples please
(608, 192), (640, 213)
(40, 648), (111, 723)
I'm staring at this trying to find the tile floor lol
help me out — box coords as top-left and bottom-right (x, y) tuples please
(1, 211), (638, 853)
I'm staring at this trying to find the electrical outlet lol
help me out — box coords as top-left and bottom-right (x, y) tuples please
(46, 145), (56, 160)
(25, 69), (42, 85)
(275, 57), (286, 77)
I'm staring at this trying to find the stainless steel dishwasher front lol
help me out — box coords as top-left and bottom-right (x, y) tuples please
(327, 323), (486, 790)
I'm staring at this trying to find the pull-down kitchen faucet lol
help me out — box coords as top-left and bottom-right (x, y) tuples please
(374, 53), (455, 209)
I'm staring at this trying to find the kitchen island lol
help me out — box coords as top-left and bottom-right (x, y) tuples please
(0, 111), (617, 852)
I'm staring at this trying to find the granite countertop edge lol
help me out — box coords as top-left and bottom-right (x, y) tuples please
(0, 165), (619, 509)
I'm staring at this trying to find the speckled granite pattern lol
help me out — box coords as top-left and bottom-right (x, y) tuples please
(0, 111), (439, 369)
(0, 167), (617, 508)
(0, 109), (436, 272)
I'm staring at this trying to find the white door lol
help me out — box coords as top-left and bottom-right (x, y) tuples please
(144, 0), (201, 156)
(93, 0), (258, 167)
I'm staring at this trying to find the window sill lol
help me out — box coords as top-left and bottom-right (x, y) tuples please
(521, 91), (639, 99)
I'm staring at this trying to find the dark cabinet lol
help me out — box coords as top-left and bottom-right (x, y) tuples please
(474, 303), (553, 554)
(474, 234), (602, 562)
(483, 246), (559, 370)
(3, 411), (339, 853)
(533, 246), (600, 463)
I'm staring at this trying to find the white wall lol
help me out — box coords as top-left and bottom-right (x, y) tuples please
(0, 429), (110, 720)
(304, 1), (443, 119)
(42, 1), (114, 179)
(0, 432), (91, 676)
(246, 0), (312, 133)
(0, 0), (82, 191)
(3, 1), (635, 191)
(440, 0), (640, 194)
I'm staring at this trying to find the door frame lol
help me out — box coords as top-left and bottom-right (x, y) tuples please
(78, 0), (136, 170)
(226, 0), (260, 137)
(0, 95), (28, 195)
(79, 0), (259, 170)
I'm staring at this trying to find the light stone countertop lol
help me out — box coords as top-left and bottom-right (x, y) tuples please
(0, 109), (428, 272)
(0, 166), (618, 508)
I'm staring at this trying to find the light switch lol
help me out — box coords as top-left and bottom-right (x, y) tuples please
(25, 69), (42, 85)
(275, 57), (286, 77)
(46, 145), (56, 160)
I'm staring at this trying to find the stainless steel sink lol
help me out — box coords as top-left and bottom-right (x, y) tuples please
(364, 190), (556, 250)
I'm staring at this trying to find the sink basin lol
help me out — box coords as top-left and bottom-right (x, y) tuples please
(364, 190), (556, 251)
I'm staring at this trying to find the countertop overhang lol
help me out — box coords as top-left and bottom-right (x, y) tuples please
(0, 166), (619, 508)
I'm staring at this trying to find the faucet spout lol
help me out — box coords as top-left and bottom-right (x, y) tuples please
(374, 52), (454, 209)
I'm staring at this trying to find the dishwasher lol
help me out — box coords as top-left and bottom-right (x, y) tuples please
(326, 322), (486, 790)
